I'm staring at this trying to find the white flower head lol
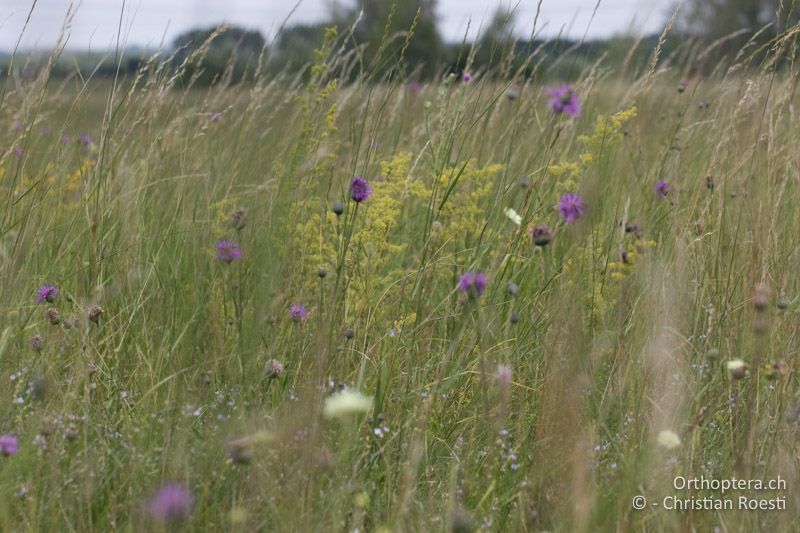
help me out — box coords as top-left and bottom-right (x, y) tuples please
(504, 207), (522, 226)
(657, 429), (681, 450)
(726, 359), (746, 372)
(726, 359), (748, 379)
(323, 390), (373, 420)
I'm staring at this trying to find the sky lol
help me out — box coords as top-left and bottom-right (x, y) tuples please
(0, 0), (674, 51)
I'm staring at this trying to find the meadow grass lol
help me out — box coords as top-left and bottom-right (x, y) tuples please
(1, 24), (800, 532)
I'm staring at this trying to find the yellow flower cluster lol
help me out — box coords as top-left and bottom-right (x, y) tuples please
(209, 196), (241, 240)
(577, 106), (638, 152)
(63, 159), (94, 193)
(548, 106), (638, 190)
(11, 160), (94, 198)
(564, 229), (655, 320)
(435, 160), (504, 246)
(294, 153), (424, 269)
(294, 210), (339, 274)
(607, 238), (656, 282)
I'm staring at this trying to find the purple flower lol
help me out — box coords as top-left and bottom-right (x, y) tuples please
(655, 180), (670, 199)
(36, 284), (59, 304)
(350, 177), (372, 203)
(11, 120), (22, 132)
(289, 304), (309, 322)
(61, 134), (70, 145)
(546, 85), (581, 117)
(208, 112), (223, 122)
(462, 72), (472, 83)
(214, 240), (242, 263)
(13, 146), (23, 158)
(408, 80), (422, 94)
(78, 134), (93, 147)
(557, 194), (586, 223)
(265, 359), (284, 379)
(0, 434), (18, 456)
(147, 483), (194, 523)
(458, 271), (488, 298)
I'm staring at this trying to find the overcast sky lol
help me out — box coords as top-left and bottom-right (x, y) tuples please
(0, 0), (674, 51)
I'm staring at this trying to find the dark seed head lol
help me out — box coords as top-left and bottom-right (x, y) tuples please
(45, 308), (60, 326)
(764, 361), (785, 381)
(777, 296), (790, 310)
(227, 437), (254, 465)
(510, 311), (520, 324)
(229, 207), (247, 230)
(331, 201), (345, 216)
(88, 305), (103, 324)
(29, 335), (43, 352)
(753, 285), (770, 312)
(40, 416), (55, 436)
(530, 224), (552, 247)
(65, 424), (79, 442)
(450, 506), (473, 533)
(343, 328), (355, 340)
(317, 267), (327, 279)
(506, 282), (519, 297)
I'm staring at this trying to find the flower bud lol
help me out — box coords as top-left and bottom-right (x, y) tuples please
(45, 308), (60, 326)
(530, 224), (552, 247)
(88, 305), (103, 324)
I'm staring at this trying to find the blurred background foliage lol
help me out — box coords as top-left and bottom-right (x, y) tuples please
(1, 0), (797, 84)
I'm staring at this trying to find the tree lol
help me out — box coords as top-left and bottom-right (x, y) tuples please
(473, 7), (518, 76)
(172, 26), (266, 86)
(334, 0), (443, 79)
(675, 0), (798, 70)
(271, 24), (329, 71)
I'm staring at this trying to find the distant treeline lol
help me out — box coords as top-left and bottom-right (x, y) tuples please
(0, 31), (670, 86)
(0, 0), (794, 85)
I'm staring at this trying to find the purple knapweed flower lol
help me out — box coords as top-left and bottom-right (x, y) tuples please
(78, 134), (93, 147)
(655, 180), (670, 199)
(147, 483), (194, 523)
(289, 304), (309, 322)
(458, 271), (488, 298)
(0, 434), (18, 456)
(11, 120), (22, 132)
(265, 359), (284, 379)
(61, 134), (70, 145)
(214, 240), (242, 263)
(462, 72), (472, 83)
(350, 177), (372, 203)
(546, 85), (581, 117)
(36, 284), (59, 304)
(557, 194), (585, 223)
